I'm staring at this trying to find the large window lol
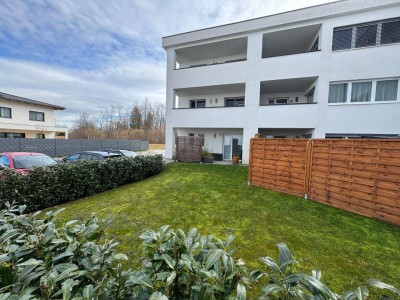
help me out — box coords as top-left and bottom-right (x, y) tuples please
(351, 81), (372, 102)
(355, 25), (377, 48)
(0, 132), (25, 138)
(381, 20), (400, 45)
(224, 97), (245, 107)
(328, 83), (348, 103)
(0, 107), (11, 118)
(189, 99), (206, 108)
(332, 28), (353, 51)
(332, 18), (400, 51)
(329, 78), (399, 104)
(29, 111), (45, 121)
(376, 79), (399, 101)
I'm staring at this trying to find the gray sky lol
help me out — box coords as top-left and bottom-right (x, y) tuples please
(0, 0), (337, 128)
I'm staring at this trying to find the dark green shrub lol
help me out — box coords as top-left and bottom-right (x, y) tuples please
(0, 205), (398, 299)
(0, 155), (164, 212)
(0, 204), (140, 299)
(139, 225), (249, 299)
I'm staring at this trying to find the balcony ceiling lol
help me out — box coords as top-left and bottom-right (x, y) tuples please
(175, 83), (245, 96)
(176, 37), (247, 63)
(260, 77), (318, 93)
(262, 24), (321, 58)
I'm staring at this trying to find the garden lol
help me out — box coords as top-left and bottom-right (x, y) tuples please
(1, 162), (399, 299)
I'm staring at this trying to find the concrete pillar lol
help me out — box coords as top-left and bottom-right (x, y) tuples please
(165, 127), (175, 159)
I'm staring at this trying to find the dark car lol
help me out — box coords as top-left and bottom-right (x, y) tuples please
(0, 152), (57, 173)
(100, 149), (138, 158)
(63, 151), (122, 162)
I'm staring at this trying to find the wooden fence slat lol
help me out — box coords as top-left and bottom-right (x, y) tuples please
(249, 138), (400, 226)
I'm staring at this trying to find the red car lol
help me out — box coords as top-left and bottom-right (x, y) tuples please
(0, 152), (57, 173)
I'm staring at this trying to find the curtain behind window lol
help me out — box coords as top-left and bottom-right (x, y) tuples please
(351, 82), (372, 102)
(329, 83), (348, 103)
(376, 80), (398, 101)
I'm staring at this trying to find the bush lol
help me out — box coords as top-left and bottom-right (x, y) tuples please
(0, 155), (164, 212)
(0, 205), (398, 299)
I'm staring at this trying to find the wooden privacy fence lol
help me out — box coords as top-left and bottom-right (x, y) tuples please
(249, 138), (400, 226)
(175, 136), (202, 162)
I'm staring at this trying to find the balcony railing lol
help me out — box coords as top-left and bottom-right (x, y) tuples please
(175, 58), (246, 70)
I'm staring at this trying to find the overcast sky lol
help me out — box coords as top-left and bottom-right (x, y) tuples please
(0, 0), (337, 128)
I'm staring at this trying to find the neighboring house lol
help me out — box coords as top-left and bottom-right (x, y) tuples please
(162, 0), (400, 164)
(0, 92), (68, 139)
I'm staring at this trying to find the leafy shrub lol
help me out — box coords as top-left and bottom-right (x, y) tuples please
(0, 205), (398, 299)
(0, 155), (164, 212)
(0, 204), (138, 299)
(139, 225), (249, 299)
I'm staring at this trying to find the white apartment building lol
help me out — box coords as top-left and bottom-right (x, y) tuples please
(162, 0), (400, 164)
(0, 92), (68, 139)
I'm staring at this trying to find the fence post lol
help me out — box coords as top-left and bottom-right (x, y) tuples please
(248, 135), (257, 186)
(304, 139), (314, 199)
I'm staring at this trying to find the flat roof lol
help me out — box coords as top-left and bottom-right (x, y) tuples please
(0, 92), (65, 110)
(162, 0), (400, 48)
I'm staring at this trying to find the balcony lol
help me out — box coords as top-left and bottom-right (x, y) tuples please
(174, 83), (246, 109)
(262, 24), (321, 58)
(260, 77), (318, 106)
(175, 37), (247, 69)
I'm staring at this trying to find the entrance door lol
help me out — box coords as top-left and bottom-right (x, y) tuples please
(223, 135), (243, 160)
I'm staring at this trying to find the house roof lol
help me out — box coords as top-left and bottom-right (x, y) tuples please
(0, 92), (65, 110)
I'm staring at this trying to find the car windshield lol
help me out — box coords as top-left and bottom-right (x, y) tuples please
(119, 150), (137, 157)
(13, 155), (56, 169)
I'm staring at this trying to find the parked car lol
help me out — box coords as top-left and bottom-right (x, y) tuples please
(100, 149), (138, 158)
(62, 151), (122, 162)
(0, 152), (57, 173)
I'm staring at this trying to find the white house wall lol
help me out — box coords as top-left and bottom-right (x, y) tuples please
(164, 0), (400, 164)
(176, 128), (243, 155)
(0, 99), (67, 138)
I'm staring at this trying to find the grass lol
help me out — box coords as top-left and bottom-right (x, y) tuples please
(52, 163), (400, 295)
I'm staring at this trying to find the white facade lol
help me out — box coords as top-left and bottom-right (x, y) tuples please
(0, 92), (68, 139)
(163, 0), (400, 164)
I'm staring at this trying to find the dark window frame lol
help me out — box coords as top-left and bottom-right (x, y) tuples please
(0, 107), (12, 118)
(189, 99), (206, 108)
(29, 110), (45, 122)
(224, 97), (245, 107)
(332, 17), (400, 51)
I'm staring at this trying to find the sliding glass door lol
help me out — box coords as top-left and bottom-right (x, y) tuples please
(223, 135), (243, 160)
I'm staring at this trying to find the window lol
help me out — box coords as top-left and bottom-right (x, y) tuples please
(224, 97), (244, 107)
(381, 20), (400, 45)
(0, 132), (25, 138)
(310, 37), (319, 52)
(351, 82), (372, 102)
(0, 155), (10, 168)
(328, 83), (348, 103)
(189, 99), (206, 108)
(376, 79), (399, 101)
(29, 111), (45, 121)
(329, 78), (399, 104)
(305, 87), (315, 103)
(0, 107), (11, 118)
(332, 28), (352, 50)
(267, 98), (288, 105)
(355, 24), (377, 48)
(36, 133), (45, 139)
(332, 18), (400, 51)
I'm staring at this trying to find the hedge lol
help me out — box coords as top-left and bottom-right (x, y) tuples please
(0, 155), (164, 212)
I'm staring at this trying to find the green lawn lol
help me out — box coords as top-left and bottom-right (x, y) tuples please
(52, 163), (400, 295)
